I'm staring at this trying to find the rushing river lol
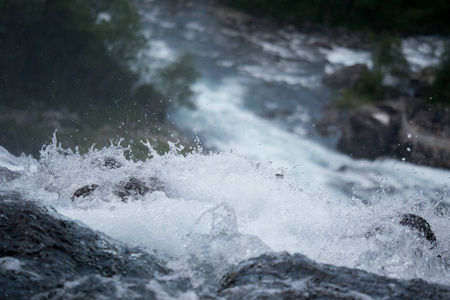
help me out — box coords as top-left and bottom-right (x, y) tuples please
(1, 0), (450, 295)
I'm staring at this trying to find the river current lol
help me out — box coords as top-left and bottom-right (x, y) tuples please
(1, 0), (450, 294)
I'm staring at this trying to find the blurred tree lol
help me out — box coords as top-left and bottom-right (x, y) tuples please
(431, 42), (450, 106)
(219, 0), (450, 34)
(0, 0), (145, 109)
(131, 83), (168, 122)
(372, 35), (410, 78)
(155, 54), (200, 111)
(341, 36), (410, 104)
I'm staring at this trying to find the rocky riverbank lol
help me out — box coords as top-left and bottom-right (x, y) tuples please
(210, 1), (450, 169)
(337, 98), (450, 168)
(209, 0), (371, 50)
(321, 63), (450, 169)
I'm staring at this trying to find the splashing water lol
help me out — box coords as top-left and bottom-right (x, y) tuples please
(2, 134), (449, 287)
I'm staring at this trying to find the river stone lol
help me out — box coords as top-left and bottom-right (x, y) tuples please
(337, 102), (400, 159)
(337, 98), (450, 168)
(219, 252), (450, 299)
(397, 99), (450, 168)
(2, 191), (450, 299)
(71, 184), (99, 201)
(411, 66), (436, 97)
(322, 64), (369, 90)
(0, 192), (191, 299)
(114, 176), (165, 201)
(400, 213), (437, 245)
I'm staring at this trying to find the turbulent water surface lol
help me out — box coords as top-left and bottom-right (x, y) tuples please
(1, 0), (450, 297)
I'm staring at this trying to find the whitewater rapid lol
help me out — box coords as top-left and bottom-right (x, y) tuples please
(1, 0), (449, 291)
(1, 132), (449, 286)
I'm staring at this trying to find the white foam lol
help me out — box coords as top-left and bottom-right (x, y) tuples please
(402, 37), (445, 72)
(238, 65), (321, 87)
(0, 257), (22, 272)
(7, 113), (447, 285)
(148, 40), (177, 61)
(0, 146), (21, 171)
(321, 46), (372, 68)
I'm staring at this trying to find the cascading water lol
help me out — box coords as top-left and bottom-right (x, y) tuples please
(2, 130), (449, 288)
(1, 0), (449, 297)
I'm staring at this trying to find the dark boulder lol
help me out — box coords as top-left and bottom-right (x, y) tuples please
(396, 99), (450, 168)
(323, 64), (369, 90)
(2, 191), (450, 299)
(219, 252), (450, 299)
(337, 98), (450, 168)
(71, 184), (99, 201)
(411, 67), (436, 97)
(0, 192), (190, 299)
(400, 213), (437, 245)
(337, 102), (401, 159)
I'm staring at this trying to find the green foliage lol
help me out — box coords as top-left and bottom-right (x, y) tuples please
(0, 0), (145, 109)
(219, 0), (450, 34)
(131, 83), (168, 122)
(0, 0), (201, 121)
(155, 54), (201, 111)
(372, 35), (410, 78)
(336, 69), (385, 108)
(339, 36), (410, 106)
(351, 69), (386, 101)
(430, 42), (450, 106)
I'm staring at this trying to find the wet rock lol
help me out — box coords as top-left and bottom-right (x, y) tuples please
(323, 64), (369, 90)
(259, 109), (293, 119)
(90, 156), (122, 169)
(0, 167), (21, 183)
(337, 98), (450, 168)
(103, 157), (122, 169)
(219, 252), (450, 299)
(400, 213), (437, 245)
(337, 102), (400, 159)
(411, 66), (436, 97)
(0, 192), (191, 299)
(397, 99), (450, 168)
(71, 184), (99, 201)
(114, 177), (164, 201)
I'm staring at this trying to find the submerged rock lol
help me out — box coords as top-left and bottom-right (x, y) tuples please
(103, 157), (122, 169)
(400, 213), (437, 245)
(2, 191), (450, 299)
(71, 184), (99, 201)
(219, 252), (450, 299)
(114, 176), (164, 202)
(0, 192), (191, 299)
